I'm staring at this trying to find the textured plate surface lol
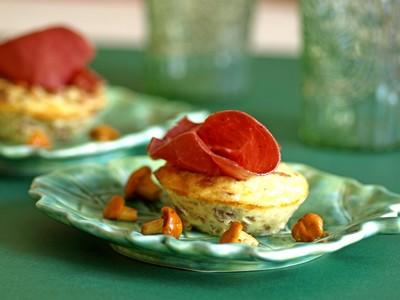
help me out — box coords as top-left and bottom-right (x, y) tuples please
(0, 87), (207, 175)
(30, 156), (400, 272)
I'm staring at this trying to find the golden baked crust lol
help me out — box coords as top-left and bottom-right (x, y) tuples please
(156, 163), (308, 209)
(0, 78), (106, 142)
(0, 78), (106, 121)
(156, 163), (309, 236)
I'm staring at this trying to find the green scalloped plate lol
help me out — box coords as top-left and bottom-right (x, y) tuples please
(30, 156), (400, 272)
(0, 86), (207, 175)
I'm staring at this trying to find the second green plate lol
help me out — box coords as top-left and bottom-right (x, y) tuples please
(0, 86), (207, 175)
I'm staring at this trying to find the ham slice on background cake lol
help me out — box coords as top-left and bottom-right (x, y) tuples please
(0, 26), (95, 91)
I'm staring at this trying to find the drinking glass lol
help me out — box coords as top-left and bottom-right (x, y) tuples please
(299, 0), (400, 150)
(144, 0), (253, 102)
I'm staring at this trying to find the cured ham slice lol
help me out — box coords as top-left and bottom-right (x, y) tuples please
(148, 110), (281, 180)
(0, 26), (94, 91)
(69, 68), (102, 93)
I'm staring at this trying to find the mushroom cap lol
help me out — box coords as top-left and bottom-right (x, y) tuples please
(161, 207), (183, 239)
(292, 212), (324, 242)
(220, 222), (243, 243)
(27, 129), (52, 149)
(90, 124), (120, 141)
(136, 175), (161, 201)
(124, 166), (152, 199)
(103, 195), (125, 219)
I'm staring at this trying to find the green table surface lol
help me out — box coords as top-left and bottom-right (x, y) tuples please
(1, 49), (400, 300)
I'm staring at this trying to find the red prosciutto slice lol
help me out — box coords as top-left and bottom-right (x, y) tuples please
(148, 110), (281, 180)
(0, 26), (94, 91)
(68, 68), (102, 93)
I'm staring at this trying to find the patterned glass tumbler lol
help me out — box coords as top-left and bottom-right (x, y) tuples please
(299, 0), (400, 150)
(144, 0), (253, 102)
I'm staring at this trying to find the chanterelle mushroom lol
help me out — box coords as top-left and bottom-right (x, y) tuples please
(291, 213), (324, 242)
(90, 124), (120, 141)
(220, 222), (259, 247)
(124, 166), (161, 201)
(27, 129), (52, 149)
(141, 207), (183, 239)
(103, 195), (137, 221)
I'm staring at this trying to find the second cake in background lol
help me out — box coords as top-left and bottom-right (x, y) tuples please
(0, 26), (107, 146)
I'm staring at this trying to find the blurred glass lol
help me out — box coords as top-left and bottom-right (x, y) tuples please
(144, 0), (253, 102)
(299, 0), (400, 150)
